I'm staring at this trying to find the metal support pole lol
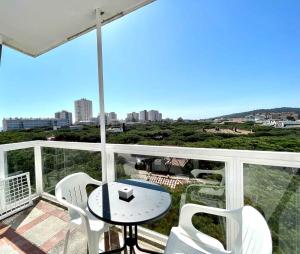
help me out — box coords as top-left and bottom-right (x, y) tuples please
(0, 34), (3, 65)
(96, 9), (107, 183)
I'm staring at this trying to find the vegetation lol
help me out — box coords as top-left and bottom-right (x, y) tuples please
(1, 121), (300, 152)
(108, 122), (300, 152)
(1, 121), (299, 253)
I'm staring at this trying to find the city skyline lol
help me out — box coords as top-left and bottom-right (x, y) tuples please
(1, 98), (165, 122)
(2, 103), (299, 131)
(0, 0), (299, 128)
(2, 100), (300, 123)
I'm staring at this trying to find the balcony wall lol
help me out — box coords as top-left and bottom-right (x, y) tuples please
(0, 141), (299, 253)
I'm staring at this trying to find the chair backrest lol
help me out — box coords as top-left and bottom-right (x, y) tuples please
(55, 172), (100, 217)
(232, 206), (272, 254)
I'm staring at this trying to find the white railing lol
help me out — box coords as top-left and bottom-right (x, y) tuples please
(0, 140), (299, 249)
(0, 172), (32, 220)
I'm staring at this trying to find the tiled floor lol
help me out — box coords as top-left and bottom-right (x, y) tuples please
(0, 199), (163, 254)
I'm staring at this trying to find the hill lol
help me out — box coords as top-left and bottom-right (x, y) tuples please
(214, 107), (300, 119)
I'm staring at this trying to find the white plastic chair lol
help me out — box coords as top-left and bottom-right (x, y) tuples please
(180, 169), (225, 209)
(164, 204), (272, 254)
(55, 172), (108, 254)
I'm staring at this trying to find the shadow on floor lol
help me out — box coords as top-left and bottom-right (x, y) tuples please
(0, 222), (46, 254)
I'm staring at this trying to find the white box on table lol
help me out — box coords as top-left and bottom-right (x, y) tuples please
(118, 186), (133, 200)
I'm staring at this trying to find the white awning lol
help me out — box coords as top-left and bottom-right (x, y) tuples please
(0, 0), (154, 57)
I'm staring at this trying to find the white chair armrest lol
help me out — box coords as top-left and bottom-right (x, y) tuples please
(173, 204), (232, 254)
(89, 178), (102, 186)
(179, 204), (231, 232)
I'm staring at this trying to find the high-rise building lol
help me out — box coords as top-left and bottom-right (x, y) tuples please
(148, 110), (159, 121)
(106, 112), (117, 124)
(74, 98), (93, 123)
(158, 113), (163, 121)
(55, 110), (73, 125)
(139, 110), (162, 122)
(126, 112), (139, 122)
(139, 110), (148, 122)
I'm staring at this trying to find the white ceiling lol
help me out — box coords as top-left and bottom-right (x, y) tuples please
(0, 0), (154, 57)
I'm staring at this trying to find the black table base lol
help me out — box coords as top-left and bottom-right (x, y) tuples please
(102, 225), (162, 254)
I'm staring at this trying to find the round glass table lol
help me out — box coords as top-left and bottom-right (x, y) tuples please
(88, 179), (171, 254)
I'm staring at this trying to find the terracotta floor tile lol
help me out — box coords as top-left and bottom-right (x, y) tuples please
(35, 201), (56, 214)
(22, 216), (67, 247)
(40, 228), (67, 252)
(16, 213), (50, 235)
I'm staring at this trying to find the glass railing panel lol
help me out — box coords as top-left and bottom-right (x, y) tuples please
(115, 153), (226, 245)
(7, 148), (35, 193)
(244, 164), (300, 254)
(42, 148), (102, 195)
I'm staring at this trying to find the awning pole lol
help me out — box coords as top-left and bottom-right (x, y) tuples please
(0, 35), (3, 65)
(96, 9), (107, 183)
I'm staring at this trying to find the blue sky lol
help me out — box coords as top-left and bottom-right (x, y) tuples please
(0, 0), (299, 125)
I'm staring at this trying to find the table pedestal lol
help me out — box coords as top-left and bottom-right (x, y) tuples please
(102, 225), (162, 254)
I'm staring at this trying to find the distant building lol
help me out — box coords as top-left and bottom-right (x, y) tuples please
(158, 113), (162, 121)
(148, 110), (162, 122)
(106, 112), (117, 124)
(262, 120), (277, 127)
(126, 112), (139, 122)
(276, 120), (300, 128)
(77, 120), (97, 126)
(107, 127), (123, 133)
(74, 98), (93, 123)
(139, 110), (148, 122)
(254, 114), (266, 123)
(2, 118), (69, 131)
(148, 110), (157, 121)
(55, 110), (72, 125)
(139, 110), (162, 122)
(90, 117), (99, 125)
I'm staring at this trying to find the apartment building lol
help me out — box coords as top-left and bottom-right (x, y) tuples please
(106, 112), (118, 124)
(126, 112), (139, 122)
(74, 98), (93, 123)
(148, 110), (162, 122)
(2, 118), (69, 131)
(139, 110), (148, 122)
(55, 110), (73, 125)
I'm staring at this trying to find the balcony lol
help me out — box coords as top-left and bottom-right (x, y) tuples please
(0, 199), (162, 254)
(0, 140), (299, 253)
